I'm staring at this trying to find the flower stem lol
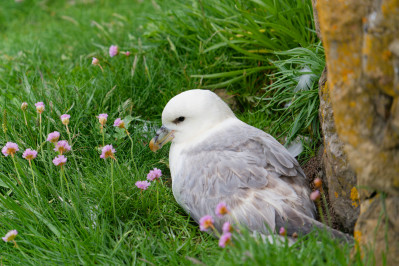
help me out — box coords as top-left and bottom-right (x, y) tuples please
(210, 224), (221, 238)
(156, 181), (160, 214)
(60, 166), (65, 200)
(111, 159), (116, 221)
(66, 125), (81, 176)
(101, 125), (105, 147)
(39, 114), (44, 158)
(11, 155), (22, 184)
(321, 192), (332, 227)
(125, 128), (138, 173)
(11, 155), (30, 197)
(29, 160), (39, 199)
(23, 111), (27, 126)
(317, 200), (326, 225)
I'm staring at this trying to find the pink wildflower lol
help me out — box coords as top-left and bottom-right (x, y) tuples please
(113, 118), (125, 129)
(279, 227), (287, 236)
(2, 142), (19, 157)
(100, 144), (116, 159)
(47, 131), (60, 143)
(218, 232), (232, 248)
(2, 230), (18, 242)
(147, 168), (162, 181)
(35, 102), (45, 114)
(22, 149), (38, 161)
(215, 202), (229, 217)
(53, 155), (67, 166)
(60, 114), (70, 125)
(222, 222), (233, 233)
(135, 180), (151, 191)
(21, 102), (28, 111)
(125, 51), (131, 56)
(313, 178), (322, 188)
(97, 113), (108, 126)
(109, 45), (119, 57)
(54, 140), (71, 154)
(310, 190), (321, 201)
(92, 57), (99, 65)
(199, 215), (214, 231)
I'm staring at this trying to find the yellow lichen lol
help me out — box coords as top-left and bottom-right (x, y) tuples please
(334, 191), (339, 198)
(354, 230), (362, 243)
(351, 187), (360, 207)
(382, 50), (392, 61)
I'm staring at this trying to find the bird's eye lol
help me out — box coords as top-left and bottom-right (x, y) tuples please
(174, 116), (185, 124)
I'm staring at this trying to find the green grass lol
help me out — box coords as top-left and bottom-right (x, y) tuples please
(0, 0), (366, 264)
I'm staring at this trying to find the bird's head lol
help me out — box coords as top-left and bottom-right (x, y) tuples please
(149, 89), (235, 152)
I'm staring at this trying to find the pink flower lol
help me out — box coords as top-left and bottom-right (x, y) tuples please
(22, 149), (38, 161)
(125, 51), (131, 56)
(60, 114), (70, 125)
(35, 102), (45, 114)
(313, 178), (322, 188)
(2, 142), (19, 157)
(97, 113), (108, 126)
(47, 131), (60, 143)
(53, 155), (67, 166)
(215, 202), (229, 217)
(2, 230), (18, 242)
(100, 144), (116, 159)
(54, 140), (71, 154)
(109, 45), (119, 57)
(222, 222), (233, 233)
(146, 168), (162, 181)
(135, 180), (151, 191)
(21, 102), (28, 111)
(218, 232), (232, 248)
(92, 57), (99, 65)
(113, 118), (125, 129)
(310, 190), (321, 201)
(279, 227), (287, 236)
(199, 215), (214, 231)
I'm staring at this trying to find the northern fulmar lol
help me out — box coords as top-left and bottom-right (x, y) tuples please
(150, 89), (350, 241)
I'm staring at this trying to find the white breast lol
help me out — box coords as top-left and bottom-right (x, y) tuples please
(168, 117), (239, 204)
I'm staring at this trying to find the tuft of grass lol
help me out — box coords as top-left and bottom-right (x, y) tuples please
(147, 0), (322, 159)
(258, 44), (325, 146)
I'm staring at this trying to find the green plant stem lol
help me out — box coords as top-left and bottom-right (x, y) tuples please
(11, 155), (29, 195)
(29, 160), (39, 199)
(39, 114), (44, 158)
(101, 126), (105, 147)
(317, 201), (325, 225)
(156, 180), (160, 214)
(60, 166), (65, 201)
(23, 111), (27, 126)
(321, 192), (332, 227)
(66, 125), (81, 176)
(62, 166), (83, 226)
(125, 128), (138, 173)
(111, 159), (116, 221)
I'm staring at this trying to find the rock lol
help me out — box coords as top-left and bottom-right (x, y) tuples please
(354, 195), (399, 265)
(316, 0), (399, 264)
(318, 68), (359, 233)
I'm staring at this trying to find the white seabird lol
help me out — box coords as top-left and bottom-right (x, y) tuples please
(150, 89), (350, 241)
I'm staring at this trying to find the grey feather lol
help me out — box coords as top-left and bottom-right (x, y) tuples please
(174, 123), (317, 235)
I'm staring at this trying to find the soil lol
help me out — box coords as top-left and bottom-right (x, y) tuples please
(302, 146), (341, 231)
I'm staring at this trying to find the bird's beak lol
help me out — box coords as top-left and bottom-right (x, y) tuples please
(149, 125), (175, 152)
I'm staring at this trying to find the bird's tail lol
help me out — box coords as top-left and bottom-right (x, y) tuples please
(276, 208), (354, 243)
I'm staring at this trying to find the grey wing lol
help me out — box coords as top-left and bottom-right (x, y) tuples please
(174, 123), (316, 235)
